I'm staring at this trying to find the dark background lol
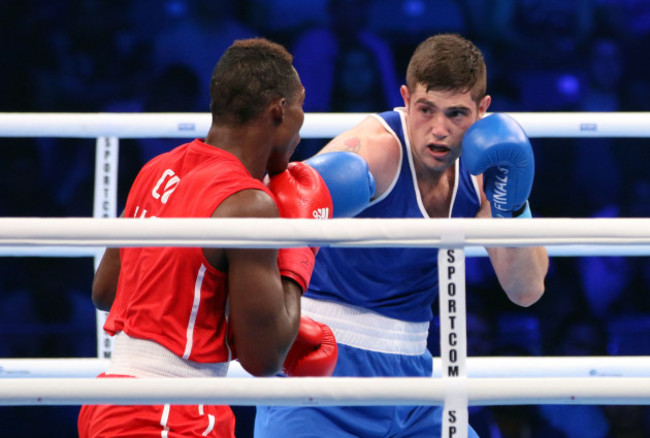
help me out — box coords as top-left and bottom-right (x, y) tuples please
(1, 0), (650, 436)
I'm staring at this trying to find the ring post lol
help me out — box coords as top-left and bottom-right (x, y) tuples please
(93, 136), (119, 359)
(439, 248), (469, 437)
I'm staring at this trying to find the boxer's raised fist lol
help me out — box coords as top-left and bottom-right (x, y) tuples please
(462, 113), (534, 218)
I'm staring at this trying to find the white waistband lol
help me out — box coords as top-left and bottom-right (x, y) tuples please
(106, 332), (229, 378)
(301, 297), (429, 355)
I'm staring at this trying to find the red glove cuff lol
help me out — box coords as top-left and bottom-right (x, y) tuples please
(277, 247), (316, 293)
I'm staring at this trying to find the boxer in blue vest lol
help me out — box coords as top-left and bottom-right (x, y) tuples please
(256, 33), (549, 438)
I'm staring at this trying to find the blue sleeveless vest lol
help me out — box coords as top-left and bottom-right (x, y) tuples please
(306, 109), (481, 322)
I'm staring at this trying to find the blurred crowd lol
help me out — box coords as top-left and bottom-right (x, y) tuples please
(1, 0), (650, 436)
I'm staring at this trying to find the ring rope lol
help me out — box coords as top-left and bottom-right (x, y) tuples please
(4, 357), (650, 379)
(3, 244), (650, 258)
(2, 376), (650, 406)
(1, 112), (650, 138)
(0, 217), (648, 249)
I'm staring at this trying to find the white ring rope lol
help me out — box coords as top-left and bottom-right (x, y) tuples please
(2, 376), (650, 406)
(0, 217), (649, 249)
(3, 245), (650, 258)
(1, 112), (650, 138)
(4, 357), (650, 379)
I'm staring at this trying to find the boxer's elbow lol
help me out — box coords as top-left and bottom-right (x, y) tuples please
(238, 349), (284, 377)
(505, 281), (545, 307)
(495, 247), (548, 307)
(92, 281), (116, 312)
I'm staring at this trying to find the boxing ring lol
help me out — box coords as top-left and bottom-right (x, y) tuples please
(1, 112), (650, 437)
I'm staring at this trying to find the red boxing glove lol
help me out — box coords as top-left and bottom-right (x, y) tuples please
(268, 161), (333, 220)
(283, 316), (338, 377)
(268, 162), (334, 292)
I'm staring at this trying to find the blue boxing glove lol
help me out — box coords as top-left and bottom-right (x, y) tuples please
(462, 113), (534, 218)
(304, 152), (376, 217)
